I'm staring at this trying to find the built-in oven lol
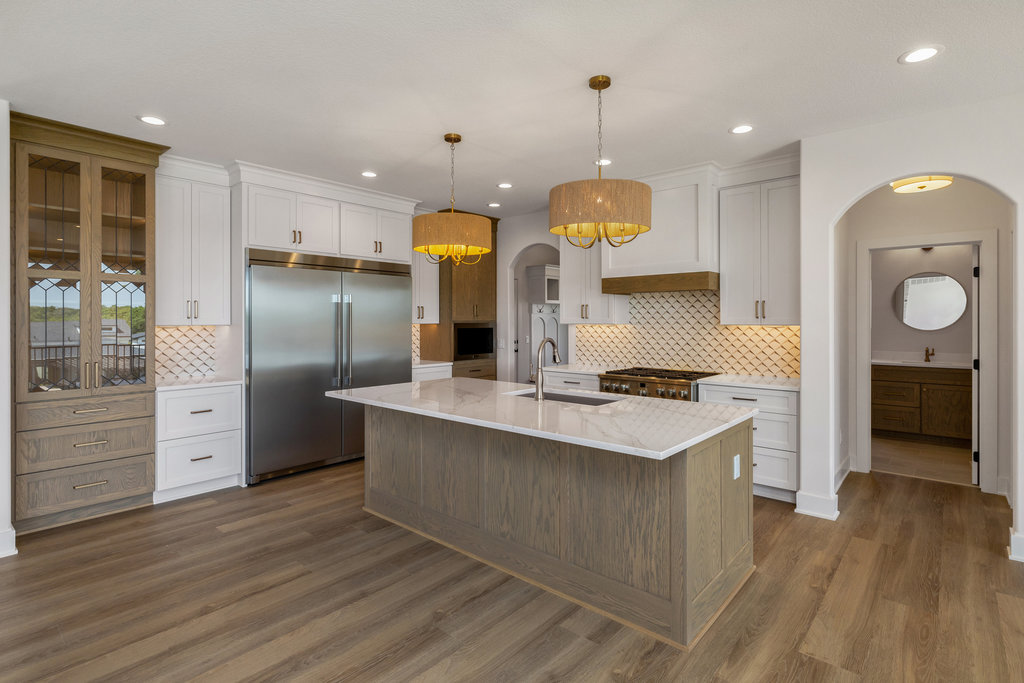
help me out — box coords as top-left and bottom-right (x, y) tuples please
(453, 322), (496, 361)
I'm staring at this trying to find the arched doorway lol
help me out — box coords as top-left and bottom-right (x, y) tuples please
(508, 243), (562, 383)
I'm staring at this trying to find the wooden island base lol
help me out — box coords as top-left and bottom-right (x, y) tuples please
(362, 406), (754, 650)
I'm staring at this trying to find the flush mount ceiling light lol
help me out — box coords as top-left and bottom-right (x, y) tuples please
(488, 202), (501, 208)
(412, 133), (492, 266)
(137, 115), (165, 126)
(890, 175), (954, 193)
(361, 170), (377, 178)
(497, 182), (512, 189)
(898, 46), (942, 64)
(549, 75), (652, 249)
(730, 124), (753, 134)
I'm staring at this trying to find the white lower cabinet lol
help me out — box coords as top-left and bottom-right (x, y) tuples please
(542, 370), (600, 391)
(412, 363), (452, 382)
(155, 384), (243, 502)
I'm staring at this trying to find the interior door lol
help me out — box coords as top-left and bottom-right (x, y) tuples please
(971, 244), (980, 485)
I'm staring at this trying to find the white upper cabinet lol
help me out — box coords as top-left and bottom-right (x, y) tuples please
(377, 210), (412, 263)
(601, 165), (719, 280)
(339, 204), (411, 264)
(411, 250), (439, 324)
(719, 176), (800, 325)
(247, 186), (338, 255)
(156, 175), (231, 326)
(295, 194), (340, 254)
(559, 241), (628, 325)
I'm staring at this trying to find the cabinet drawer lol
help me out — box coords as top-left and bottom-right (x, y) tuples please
(871, 405), (920, 433)
(543, 372), (599, 391)
(872, 381), (919, 407)
(752, 412), (798, 452)
(15, 454), (154, 520)
(158, 430), (241, 491)
(412, 366), (452, 382)
(453, 359), (496, 379)
(753, 447), (797, 491)
(17, 392), (154, 431)
(157, 385), (242, 441)
(16, 417), (154, 475)
(698, 384), (797, 415)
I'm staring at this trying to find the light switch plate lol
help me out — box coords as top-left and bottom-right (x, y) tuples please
(733, 454), (741, 480)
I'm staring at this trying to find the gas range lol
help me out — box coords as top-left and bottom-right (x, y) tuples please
(598, 367), (719, 401)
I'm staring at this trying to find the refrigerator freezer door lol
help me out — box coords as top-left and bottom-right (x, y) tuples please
(249, 265), (344, 481)
(341, 271), (413, 456)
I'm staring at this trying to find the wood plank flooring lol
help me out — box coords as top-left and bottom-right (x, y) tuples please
(1, 460), (1021, 681)
(871, 436), (973, 485)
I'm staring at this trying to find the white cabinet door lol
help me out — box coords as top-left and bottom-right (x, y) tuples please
(558, 240), (587, 324)
(377, 210), (412, 263)
(158, 430), (241, 491)
(585, 245), (628, 324)
(340, 203), (378, 259)
(411, 251), (439, 324)
(295, 194), (339, 255)
(719, 184), (761, 324)
(155, 177), (192, 326)
(760, 178), (800, 325)
(248, 185), (296, 250)
(191, 182), (231, 325)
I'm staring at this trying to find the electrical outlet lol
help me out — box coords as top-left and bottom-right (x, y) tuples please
(497, 338), (505, 349)
(733, 454), (741, 480)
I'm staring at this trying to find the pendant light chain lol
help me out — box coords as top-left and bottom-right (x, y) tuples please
(596, 88), (603, 181)
(449, 140), (457, 213)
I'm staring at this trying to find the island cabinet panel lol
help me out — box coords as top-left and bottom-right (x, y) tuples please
(362, 405), (754, 650)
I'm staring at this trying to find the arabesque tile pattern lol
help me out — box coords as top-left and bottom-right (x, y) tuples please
(155, 326), (218, 381)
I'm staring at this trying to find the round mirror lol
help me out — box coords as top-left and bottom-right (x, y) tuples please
(891, 272), (967, 331)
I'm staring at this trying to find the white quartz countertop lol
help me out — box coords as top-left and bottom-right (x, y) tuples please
(541, 364), (612, 375)
(694, 374), (800, 391)
(413, 360), (454, 368)
(156, 376), (243, 391)
(327, 378), (756, 460)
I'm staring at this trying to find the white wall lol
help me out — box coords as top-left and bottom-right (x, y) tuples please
(871, 244), (974, 360)
(800, 92), (1024, 560)
(1, 100), (16, 557)
(495, 210), (559, 381)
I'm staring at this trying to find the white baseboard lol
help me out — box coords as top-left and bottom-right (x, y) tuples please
(153, 475), (243, 505)
(753, 484), (796, 504)
(1010, 529), (1024, 563)
(0, 527), (18, 558)
(795, 490), (840, 521)
(835, 465), (851, 491)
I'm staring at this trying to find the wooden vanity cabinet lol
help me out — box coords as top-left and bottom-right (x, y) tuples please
(871, 365), (971, 443)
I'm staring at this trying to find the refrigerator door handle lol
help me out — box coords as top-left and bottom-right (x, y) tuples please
(342, 294), (353, 387)
(332, 295), (343, 387)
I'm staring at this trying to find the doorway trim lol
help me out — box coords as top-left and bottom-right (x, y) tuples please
(854, 229), (998, 493)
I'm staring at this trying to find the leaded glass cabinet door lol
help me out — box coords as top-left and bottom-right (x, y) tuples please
(14, 142), (95, 402)
(89, 157), (156, 394)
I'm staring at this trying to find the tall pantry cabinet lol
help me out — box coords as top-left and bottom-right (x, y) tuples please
(11, 113), (168, 533)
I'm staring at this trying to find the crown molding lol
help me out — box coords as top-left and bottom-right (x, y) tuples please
(157, 155), (231, 185)
(718, 153), (801, 188)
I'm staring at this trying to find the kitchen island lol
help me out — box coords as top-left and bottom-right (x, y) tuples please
(327, 378), (757, 649)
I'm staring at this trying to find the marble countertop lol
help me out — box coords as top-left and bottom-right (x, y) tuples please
(694, 374), (800, 391)
(327, 378), (756, 460)
(541, 364), (612, 375)
(413, 360), (454, 368)
(156, 376), (243, 391)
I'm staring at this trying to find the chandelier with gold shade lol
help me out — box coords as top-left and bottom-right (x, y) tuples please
(549, 75), (652, 249)
(412, 133), (492, 266)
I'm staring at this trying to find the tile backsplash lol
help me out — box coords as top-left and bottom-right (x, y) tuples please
(574, 290), (800, 378)
(155, 326), (219, 382)
(411, 324), (420, 362)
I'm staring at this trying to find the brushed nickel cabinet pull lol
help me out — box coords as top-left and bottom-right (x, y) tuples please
(193, 299), (199, 320)
(292, 229), (297, 244)
(186, 299), (192, 319)
(732, 396), (758, 402)
(73, 407), (108, 414)
(469, 369), (482, 373)
(73, 480), (108, 490)
(73, 440), (108, 448)
(190, 455), (214, 462)
(95, 362), (101, 388)
(84, 363), (90, 390)
(563, 380), (581, 385)
(755, 300), (760, 319)
(190, 408), (213, 414)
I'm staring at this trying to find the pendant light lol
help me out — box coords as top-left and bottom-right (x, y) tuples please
(413, 133), (492, 265)
(549, 75), (652, 249)
(890, 175), (954, 193)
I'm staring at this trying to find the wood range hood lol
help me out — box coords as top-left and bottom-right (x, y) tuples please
(601, 271), (719, 294)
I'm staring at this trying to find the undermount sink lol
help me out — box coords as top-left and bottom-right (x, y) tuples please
(504, 388), (624, 406)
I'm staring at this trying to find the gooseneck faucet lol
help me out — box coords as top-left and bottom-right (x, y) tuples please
(535, 337), (563, 402)
(924, 347), (935, 362)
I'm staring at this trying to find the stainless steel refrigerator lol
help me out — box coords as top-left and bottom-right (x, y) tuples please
(246, 250), (412, 484)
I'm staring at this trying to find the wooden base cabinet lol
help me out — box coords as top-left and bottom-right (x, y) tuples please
(871, 365), (972, 443)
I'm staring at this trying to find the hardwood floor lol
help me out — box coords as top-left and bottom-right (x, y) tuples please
(1, 460), (1021, 681)
(871, 436), (973, 485)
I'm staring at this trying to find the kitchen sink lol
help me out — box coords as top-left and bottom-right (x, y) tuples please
(504, 389), (624, 406)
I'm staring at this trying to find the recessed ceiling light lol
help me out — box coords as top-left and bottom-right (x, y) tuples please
(497, 183), (512, 189)
(361, 171), (377, 178)
(730, 124), (753, 135)
(595, 159), (611, 166)
(898, 46), (942, 64)
(488, 202), (501, 208)
(137, 115), (165, 126)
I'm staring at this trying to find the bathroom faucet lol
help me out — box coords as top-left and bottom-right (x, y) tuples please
(534, 337), (563, 402)
(924, 347), (935, 362)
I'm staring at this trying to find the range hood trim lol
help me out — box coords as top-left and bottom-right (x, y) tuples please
(601, 271), (719, 294)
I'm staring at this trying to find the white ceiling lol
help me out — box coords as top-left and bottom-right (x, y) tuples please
(3, 0), (1023, 218)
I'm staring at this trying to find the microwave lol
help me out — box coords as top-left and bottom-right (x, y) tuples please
(453, 323), (495, 360)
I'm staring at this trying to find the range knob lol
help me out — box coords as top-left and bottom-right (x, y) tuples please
(680, 389), (690, 400)
(656, 387), (666, 397)
(621, 385), (631, 394)
(610, 383), (620, 392)
(601, 382), (610, 391)
(638, 389), (648, 397)
(667, 389), (677, 398)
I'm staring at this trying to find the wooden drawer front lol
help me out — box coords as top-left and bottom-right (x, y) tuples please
(871, 364), (971, 386)
(16, 418), (154, 475)
(157, 385), (242, 441)
(158, 430), (241, 491)
(412, 366), (452, 382)
(15, 454), (154, 520)
(752, 412), (797, 451)
(872, 381), (920, 407)
(17, 392), (155, 431)
(453, 359), (497, 379)
(544, 372), (599, 391)
(753, 447), (797, 490)
(872, 405), (920, 433)
(699, 385), (797, 415)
